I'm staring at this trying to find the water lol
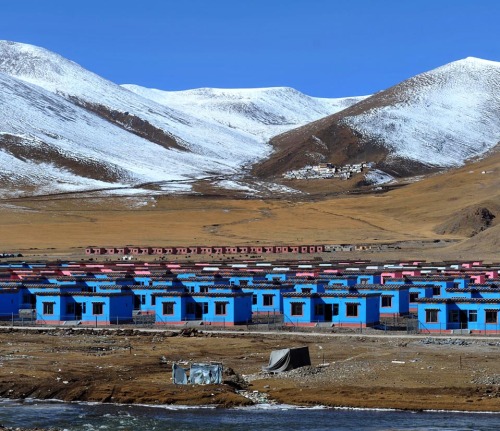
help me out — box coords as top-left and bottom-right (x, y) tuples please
(1, 399), (500, 431)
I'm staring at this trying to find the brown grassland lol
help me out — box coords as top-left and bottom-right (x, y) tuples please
(0, 149), (498, 260)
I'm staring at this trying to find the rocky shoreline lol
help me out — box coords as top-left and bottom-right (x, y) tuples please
(0, 328), (499, 413)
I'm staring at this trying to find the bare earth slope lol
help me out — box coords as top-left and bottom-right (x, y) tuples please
(256, 57), (500, 179)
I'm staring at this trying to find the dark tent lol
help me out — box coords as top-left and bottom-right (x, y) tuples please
(262, 346), (311, 373)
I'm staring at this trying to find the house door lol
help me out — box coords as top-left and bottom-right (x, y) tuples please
(459, 311), (468, 329)
(75, 303), (83, 320)
(195, 303), (203, 319)
(134, 295), (141, 310)
(324, 304), (333, 322)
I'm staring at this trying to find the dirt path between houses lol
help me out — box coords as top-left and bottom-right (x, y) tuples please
(0, 327), (499, 412)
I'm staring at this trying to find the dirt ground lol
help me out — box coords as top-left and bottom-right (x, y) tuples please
(0, 328), (499, 412)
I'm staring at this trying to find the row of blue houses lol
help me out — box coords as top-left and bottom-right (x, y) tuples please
(0, 261), (499, 332)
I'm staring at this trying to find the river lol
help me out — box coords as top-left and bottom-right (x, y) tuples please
(1, 399), (500, 430)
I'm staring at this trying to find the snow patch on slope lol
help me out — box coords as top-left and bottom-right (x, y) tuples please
(364, 169), (395, 185)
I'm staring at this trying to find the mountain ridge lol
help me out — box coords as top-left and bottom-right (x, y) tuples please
(1, 40), (499, 199)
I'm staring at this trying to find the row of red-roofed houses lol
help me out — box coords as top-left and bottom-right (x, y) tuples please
(85, 245), (325, 256)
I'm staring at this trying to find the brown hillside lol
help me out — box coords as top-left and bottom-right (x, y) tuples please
(0, 144), (499, 260)
(0, 133), (130, 183)
(434, 205), (497, 237)
(69, 97), (186, 152)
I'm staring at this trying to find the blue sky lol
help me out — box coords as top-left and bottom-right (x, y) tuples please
(2, 0), (499, 97)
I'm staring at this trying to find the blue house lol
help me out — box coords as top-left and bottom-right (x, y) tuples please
(154, 291), (252, 326)
(291, 278), (324, 294)
(324, 284), (410, 317)
(406, 277), (455, 297)
(417, 298), (500, 333)
(451, 277), (470, 289)
(36, 290), (133, 325)
(241, 284), (295, 314)
(408, 285), (434, 313)
(229, 275), (254, 286)
(321, 275), (358, 288)
(177, 275), (230, 293)
(354, 273), (382, 285)
(282, 292), (380, 328)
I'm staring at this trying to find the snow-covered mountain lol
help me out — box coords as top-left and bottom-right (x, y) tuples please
(261, 57), (500, 178)
(122, 85), (366, 142)
(0, 40), (363, 197)
(0, 71), (213, 195)
(1, 40), (499, 198)
(345, 57), (500, 167)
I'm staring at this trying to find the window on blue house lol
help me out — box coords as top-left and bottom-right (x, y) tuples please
(432, 286), (441, 296)
(92, 303), (104, 315)
(141, 295), (146, 305)
(315, 304), (324, 316)
(202, 302), (209, 314)
(346, 303), (358, 317)
(381, 296), (392, 308)
(333, 304), (339, 316)
(409, 293), (419, 303)
(486, 310), (498, 324)
(151, 296), (156, 306)
(425, 309), (438, 323)
(215, 302), (227, 315)
(291, 303), (303, 316)
(43, 302), (54, 315)
(263, 295), (274, 306)
(448, 310), (459, 323)
(468, 310), (477, 322)
(252, 295), (257, 305)
(200, 286), (209, 293)
(162, 302), (175, 315)
(359, 278), (369, 285)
